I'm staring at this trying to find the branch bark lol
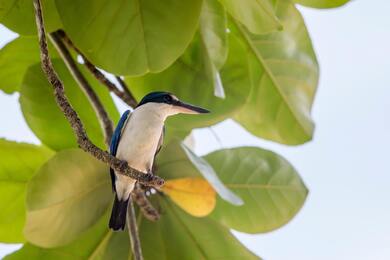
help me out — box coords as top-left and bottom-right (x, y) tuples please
(33, 0), (164, 188)
(127, 198), (143, 260)
(115, 75), (138, 106)
(49, 31), (113, 146)
(132, 183), (160, 221)
(57, 30), (138, 108)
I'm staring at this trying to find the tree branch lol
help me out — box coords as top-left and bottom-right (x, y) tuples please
(127, 198), (143, 260)
(57, 30), (138, 108)
(33, 0), (164, 189)
(49, 31), (114, 146)
(132, 183), (160, 221)
(115, 75), (138, 107)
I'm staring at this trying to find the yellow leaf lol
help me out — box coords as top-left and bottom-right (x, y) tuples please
(162, 178), (216, 217)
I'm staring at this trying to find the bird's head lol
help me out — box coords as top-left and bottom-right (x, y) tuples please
(136, 91), (210, 118)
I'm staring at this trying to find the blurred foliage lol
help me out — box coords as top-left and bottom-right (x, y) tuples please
(0, 140), (53, 243)
(0, 0), (349, 258)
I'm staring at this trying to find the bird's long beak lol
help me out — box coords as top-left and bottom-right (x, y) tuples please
(174, 100), (210, 114)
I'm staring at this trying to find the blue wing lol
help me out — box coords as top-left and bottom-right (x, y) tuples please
(110, 110), (131, 156)
(110, 110), (131, 191)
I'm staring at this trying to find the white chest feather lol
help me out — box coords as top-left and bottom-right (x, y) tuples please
(114, 103), (171, 200)
(116, 104), (165, 172)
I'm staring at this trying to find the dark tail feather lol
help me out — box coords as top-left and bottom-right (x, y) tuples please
(109, 195), (129, 231)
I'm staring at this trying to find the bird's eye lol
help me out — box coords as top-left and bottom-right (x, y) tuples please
(164, 95), (173, 103)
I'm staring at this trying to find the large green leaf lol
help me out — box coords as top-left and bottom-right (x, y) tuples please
(0, 36), (58, 94)
(218, 0), (282, 34)
(294, 0), (350, 8)
(139, 196), (259, 260)
(0, 0), (61, 35)
(55, 0), (202, 76)
(0, 139), (53, 243)
(181, 142), (243, 206)
(234, 1), (319, 145)
(10, 193), (258, 259)
(199, 0), (228, 98)
(6, 212), (129, 259)
(200, 0), (227, 71)
(19, 59), (119, 151)
(127, 30), (251, 132)
(205, 147), (308, 233)
(24, 149), (112, 248)
(156, 139), (200, 180)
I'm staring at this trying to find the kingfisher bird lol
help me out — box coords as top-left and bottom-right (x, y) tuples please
(109, 91), (209, 230)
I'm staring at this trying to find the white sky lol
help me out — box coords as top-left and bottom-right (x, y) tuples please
(1, 1), (390, 259)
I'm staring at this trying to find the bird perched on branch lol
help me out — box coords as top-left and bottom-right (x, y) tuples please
(109, 91), (209, 231)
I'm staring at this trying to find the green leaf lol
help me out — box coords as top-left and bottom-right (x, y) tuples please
(6, 212), (129, 259)
(0, 36), (58, 94)
(0, 139), (53, 243)
(205, 147), (308, 233)
(294, 0), (350, 8)
(139, 196), (259, 260)
(199, 0), (228, 98)
(0, 0), (61, 35)
(181, 142), (243, 206)
(55, 0), (203, 76)
(19, 59), (119, 151)
(127, 30), (251, 132)
(218, 0), (282, 34)
(10, 194), (258, 259)
(24, 149), (112, 247)
(233, 1), (319, 145)
(156, 139), (200, 180)
(200, 0), (228, 71)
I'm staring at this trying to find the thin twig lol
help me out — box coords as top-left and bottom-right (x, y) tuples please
(127, 198), (143, 260)
(49, 31), (113, 146)
(33, 0), (164, 189)
(132, 183), (160, 221)
(57, 30), (138, 108)
(115, 76), (138, 107)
